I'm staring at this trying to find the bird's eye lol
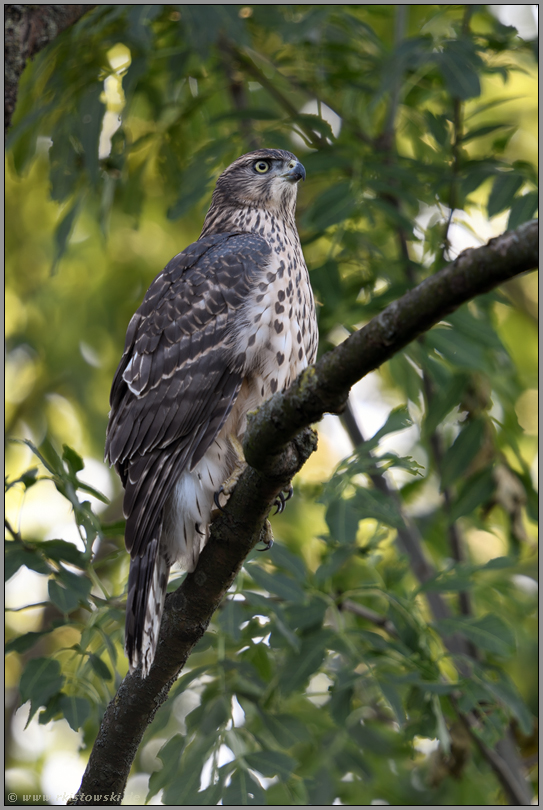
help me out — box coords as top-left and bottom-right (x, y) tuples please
(254, 160), (270, 174)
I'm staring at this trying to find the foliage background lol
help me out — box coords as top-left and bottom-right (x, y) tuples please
(5, 4), (538, 806)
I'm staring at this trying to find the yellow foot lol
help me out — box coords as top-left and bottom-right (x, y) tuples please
(258, 519), (274, 552)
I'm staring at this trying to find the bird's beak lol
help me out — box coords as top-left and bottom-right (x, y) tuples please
(283, 160), (306, 183)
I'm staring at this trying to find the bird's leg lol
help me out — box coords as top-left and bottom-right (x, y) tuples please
(258, 519), (274, 552)
(211, 435), (247, 519)
(273, 484), (294, 515)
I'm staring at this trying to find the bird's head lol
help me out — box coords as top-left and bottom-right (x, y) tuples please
(206, 148), (306, 224)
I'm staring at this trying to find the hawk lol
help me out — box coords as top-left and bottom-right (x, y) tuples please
(105, 148), (318, 676)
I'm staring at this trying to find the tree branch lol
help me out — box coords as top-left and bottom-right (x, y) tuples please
(71, 221), (537, 804)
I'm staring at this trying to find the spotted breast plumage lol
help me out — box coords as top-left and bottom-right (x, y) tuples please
(105, 148), (318, 676)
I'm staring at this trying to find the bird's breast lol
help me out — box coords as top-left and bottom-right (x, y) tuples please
(233, 244), (318, 410)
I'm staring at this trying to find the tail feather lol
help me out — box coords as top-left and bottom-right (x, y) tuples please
(125, 533), (170, 678)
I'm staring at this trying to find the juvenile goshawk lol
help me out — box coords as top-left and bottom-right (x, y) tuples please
(105, 148), (317, 676)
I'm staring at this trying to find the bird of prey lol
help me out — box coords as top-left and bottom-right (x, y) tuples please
(105, 148), (317, 677)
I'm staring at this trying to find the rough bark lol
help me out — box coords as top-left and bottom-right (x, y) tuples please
(69, 220), (538, 805)
(5, 4), (95, 135)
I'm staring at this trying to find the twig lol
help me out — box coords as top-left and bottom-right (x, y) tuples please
(218, 37), (260, 152)
(340, 598), (398, 637)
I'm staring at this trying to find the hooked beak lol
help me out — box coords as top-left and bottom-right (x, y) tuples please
(283, 160), (306, 183)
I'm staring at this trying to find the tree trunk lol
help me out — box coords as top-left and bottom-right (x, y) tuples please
(5, 4), (95, 135)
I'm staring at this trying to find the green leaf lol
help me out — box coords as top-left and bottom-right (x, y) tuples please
(461, 123), (510, 143)
(244, 591), (299, 651)
(427, 327), (488, 371)
(448, 468), (495, 523)
(436, 40), (482, 99)
(480, 556), (512, 571)
(5, 630), (49, 654)
(87, 653), (112, 680)
(349, 722), (394, 755)
(314, 546), (356, 584)
(259, 713), (311, 748)
(325, 497), (360, 545)
(507, 192), (538, 230)
(306, 768), (336, 806)
(51, 195), (84, 274)
(148, 734), (186, 801)
(353, 487), (404, 529)
(419, 569), (473, 593)
(77, 84), (104, 185)
(38, 692), (63, 726)
(6, 467), (39, 491)
(487, 172), (524, 218)
(48, 579), (81, 614)
(294, 113), (335, 142)
(59, 694), (91, 731)
(19, 658), (64, 714)
(367, 406), (413, 448)
(478, 670), (533, 735)
(49, 124), (80, 203)
(21, 437), (62, 476)
(329, 671), (355, 725)
(5, 541), (51, 581)
(303, 181), (356, 231)
(247, 565), (306, 603)
(39, 539), (86, 569)
(222, 768), (266, 806)
(279, 630), (333, 694)
(57, 566), (92, 603)
(424, 111), (450, 146)
(423, 373), (469, 436)
(188, 696), (230, 735)
(244, 750), (296, 779)
(269, 543), (307, 582)
(432, 694), (451, 755)
(218, 599), (245, 641)
(440, 418), (486, 488)
(62, 444), (84, 475)
(285, 597), (327, 633)
(434, 614), (515, 656)
(379, 680), (406, 726)
(162, 733), (217, 805)
(212, 108), (281, 122)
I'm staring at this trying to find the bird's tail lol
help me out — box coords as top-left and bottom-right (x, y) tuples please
(125, 536), (170, 678)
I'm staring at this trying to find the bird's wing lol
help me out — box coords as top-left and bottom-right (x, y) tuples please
(105, 232), (271, 557)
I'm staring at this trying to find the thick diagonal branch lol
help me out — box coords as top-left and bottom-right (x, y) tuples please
(71, 220), (538, 804)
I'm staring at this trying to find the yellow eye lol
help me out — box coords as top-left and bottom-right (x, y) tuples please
(254, 160), (270, 174)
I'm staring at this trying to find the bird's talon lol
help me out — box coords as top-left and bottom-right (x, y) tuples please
(272, 485), (293, 515)
(213, 487), (226, 513)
